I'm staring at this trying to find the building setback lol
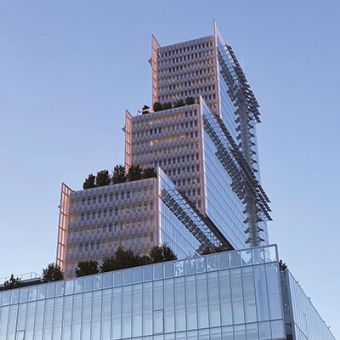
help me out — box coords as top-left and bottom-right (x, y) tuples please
(57, 169), (228, 279)
(125, 97), (270, 250)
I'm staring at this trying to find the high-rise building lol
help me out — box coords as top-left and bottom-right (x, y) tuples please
(58, 23), (272, 276)
(0, 24), (335, 340)
(126, 23), (270, 249)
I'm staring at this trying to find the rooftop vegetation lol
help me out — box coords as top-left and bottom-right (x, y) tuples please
(1, 274), (23, 290)
(0, 264), (64, 291)
(83, 164), (156, 190)
(42, 263), (64, 282)
(279, 259), (288, 271)
(141, 96), (196, 115)
(1, 246), (285, 290)
(200, 244), (232, 255)
(75, 244), (177, 277)
(0, 245), (175, 290)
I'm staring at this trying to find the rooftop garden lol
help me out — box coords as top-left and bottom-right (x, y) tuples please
(141, 96), (196, 115)
(0, 244), (177, 290)
(75, 244), (177, 277)
(0, 263), (64, 291)
(1, 245), (288, 291)
(83, 164), (156, 190)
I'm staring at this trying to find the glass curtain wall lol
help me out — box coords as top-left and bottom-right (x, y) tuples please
(0, 245), (285, 340)
(201, 101), (248, 249)
(285, 271), (336, 340)
(158, 168), (223, 256)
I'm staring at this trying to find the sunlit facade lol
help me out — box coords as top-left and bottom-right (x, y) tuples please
(56, 169), (226, 278)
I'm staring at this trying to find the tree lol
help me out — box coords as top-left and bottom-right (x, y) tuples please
(75, 261), (99, 277)
(153, 101), (162, 112)
(113, 247), (142, 270)
(162, 102), (172, 110)
(149, 244), (177, 263)
(127, 165), (143, 181)
(3, 274), (22, 290)
(174, 99), (185, 107)
(140, 255), (153, 265)
(142, 167), (157, 179)
(111, 165), (126, 184)
(142, 105), (150, 114)
(83, 174), (96, 189)
(101, 247), (143, 272)
(95, 170), (111, 187)
(185, 96), (195, 105)
(42, 263), (64, 282)
(100, 256), (116, 273)
(200, 244), (231, 255)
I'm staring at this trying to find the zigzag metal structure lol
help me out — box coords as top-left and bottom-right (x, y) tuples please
(160, 188), (231, 253)
(204, 113), (271, 220)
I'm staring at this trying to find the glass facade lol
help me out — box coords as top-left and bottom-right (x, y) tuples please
(201, 101), (248, 249)
(158, 167), (225, 256)
(0, 246), (287, 340)
(283, 271), (336, 340)
(213, 23), (270, 247)
(214, 30), (238, 142)
(158, 168), (201, 257)
(201, 98), (271, 247)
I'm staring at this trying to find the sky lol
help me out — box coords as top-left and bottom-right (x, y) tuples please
(0, 0), (339, 337)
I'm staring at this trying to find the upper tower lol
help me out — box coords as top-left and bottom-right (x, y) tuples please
(127, 23), (271, 248)
(151, 23), (262, 172)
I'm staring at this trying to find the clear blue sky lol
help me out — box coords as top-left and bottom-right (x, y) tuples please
(0, 1), (339, 337)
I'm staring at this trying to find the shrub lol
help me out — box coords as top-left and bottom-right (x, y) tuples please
(185, 96), (195, 105)
(149, 244), (177, 263)
(100, 244), (175, 273)
(95, 170), (111, 187)
(3, 274), (22, 290)
(142, 105), (150, 114)
(279, 260), (287, 271)
(127, 165), (143, 181)
(162, 102), (172, 110)
(75, 261), (99, 277)
(111, 165), (126, 184)
(42, 263), (64, 282)
(200, 244), (231, 255)
(174, 99), (185, 107)
(101, 247), (144, 272)
(83, 174), (96, 189)
(142, 167), (157, 179)
(153, 102), (162, 112)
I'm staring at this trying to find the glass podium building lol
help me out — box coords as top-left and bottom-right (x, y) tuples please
(0, 246), (335, 340)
